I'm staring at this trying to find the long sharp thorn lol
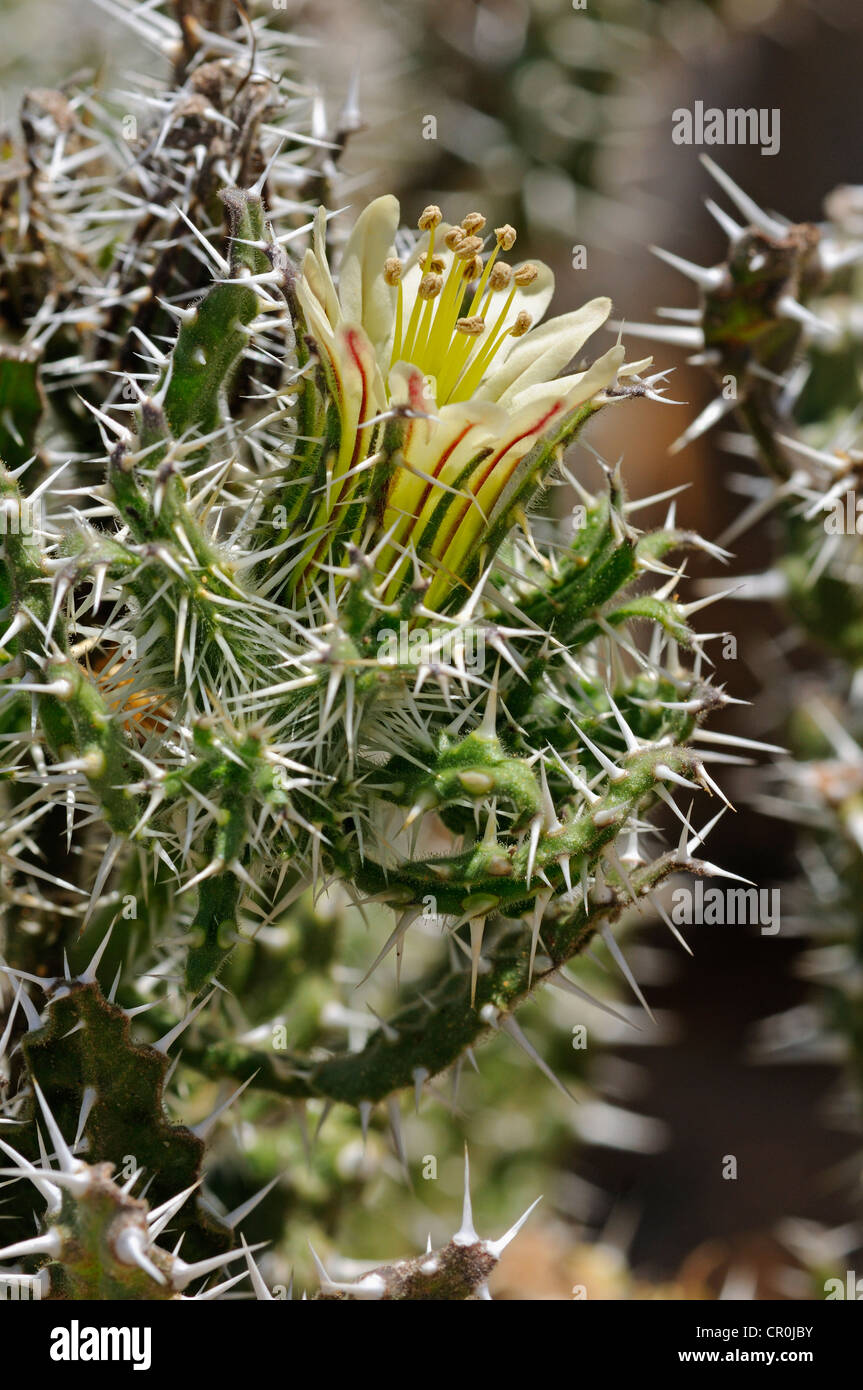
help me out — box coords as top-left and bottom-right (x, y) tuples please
(486, 1195), (543, 1259)
(223, 1177), (280, 1230)
(146, 1180), (203, 1239)
(650, 245), (724, 291)
(598, 924), (655, 1024)
(191, 1072), (258, 1140)
(0, 1229), (63, 1261)
(469, 916), (485, 1008)
(499, 1015), (576, 1102)
(32, 1081), (77, 1174)
(153, 990), (216, 1054)
(454, 1147), (478, 1245)
(170, 1242), (266, 1292)
(699, 155), (787, 240)
(241, 1234), (274, 1300)
(79, 922), (114, 984)
(0, 1137), (61, 1212)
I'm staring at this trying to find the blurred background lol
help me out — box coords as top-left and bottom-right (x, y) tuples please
(4, 0), (863, 1297)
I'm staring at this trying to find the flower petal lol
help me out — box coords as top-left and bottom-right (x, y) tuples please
(289, 325), (382, 592)
(478, 296), (612, 405)
(424, 345), (625, 609)
(508, 344), (625, 413)
(617, 355), (654, 377)
(338, 195), (400, 355)
(310, 206), (342, 329)
(380, 365), (509, 593)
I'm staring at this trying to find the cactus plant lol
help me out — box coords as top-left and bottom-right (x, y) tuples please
(626, 159), (863, 1198)
(0, 0), (738, 1300)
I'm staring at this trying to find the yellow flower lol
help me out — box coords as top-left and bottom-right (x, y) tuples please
(291, 197), (632, 608)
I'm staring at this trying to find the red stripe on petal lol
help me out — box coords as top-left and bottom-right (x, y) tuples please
(297, 326), (376, 588)
(391, 422), (474, 541)
(433, 400), (565, 565)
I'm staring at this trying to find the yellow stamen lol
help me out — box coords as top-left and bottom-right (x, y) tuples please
(436, 315), (488, 401)
(421, 252), (471, 379)
(411, 275), (444, 368)
(463, 244), (500, 318)
(400, 228), (438, 361)
(384, 210), (538, 403)
(390, 278), (404, 367)
(448, 284), (519, 402)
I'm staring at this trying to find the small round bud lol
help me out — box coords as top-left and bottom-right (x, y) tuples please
(461, 211), (486, 235)
(456, 315), (486, 336)
(488, 262), (512, 291)
(444, 227), (466, 251)
(455, 235), (483, 260)
(418, 205), (442, 231)
(513, 262), (539, 286)
(495, 224), (517, 250)
(510, 311), (532, 337)
(81, 749), (107, 778)
(419, 273), (443, 300)
(383, 257), (403, 286)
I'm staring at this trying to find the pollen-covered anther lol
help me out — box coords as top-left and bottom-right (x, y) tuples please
(383, 257), (403, 286)
(418, 205), (443, 231)
(444, 227), (466, 251)
(510, 312), (532, 338)
(495, 224), (517, 250)
(456, 315), (486, 336)
(463, 256), (484, 281)
(461, 211), (486, 235)
(488, 262), (513, 291)
(513, 263), (539, 286)
(418, 273), (443, 301)
(455, 236), (484, 261)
